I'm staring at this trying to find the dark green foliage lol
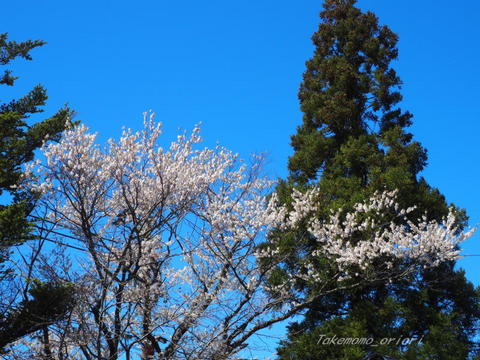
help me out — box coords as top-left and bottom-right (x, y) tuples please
(0, 33), (75, 350)
(276, 1), (480, 359)
(0, 282), (75, 351)
(0, 33), (45, 86)
(289, 0), (413, 183)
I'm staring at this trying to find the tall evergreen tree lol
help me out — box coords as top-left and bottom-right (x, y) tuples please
(274, 1), (480, 359)
(0, 33), (75, 351)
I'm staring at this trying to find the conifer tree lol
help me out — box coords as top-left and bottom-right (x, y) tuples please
(275, 1), (480, 358)
(0, 33), (75, 351)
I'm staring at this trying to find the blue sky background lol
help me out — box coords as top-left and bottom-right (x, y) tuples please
(3, 0), (480, 357)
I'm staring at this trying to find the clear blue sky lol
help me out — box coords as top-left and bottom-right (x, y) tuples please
(3, 0), (480, 357)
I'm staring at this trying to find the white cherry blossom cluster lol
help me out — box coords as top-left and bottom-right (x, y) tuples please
(14, 113), (474, 360)
(18, 113), (287, 359)
(282, 189), (474, 275)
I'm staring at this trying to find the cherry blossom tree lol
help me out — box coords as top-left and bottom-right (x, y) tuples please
(6, 113), (473, 359)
